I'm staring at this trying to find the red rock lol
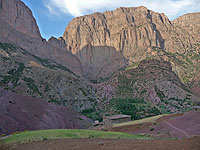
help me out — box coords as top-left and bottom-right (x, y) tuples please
(0, 0), (41, 39)
(0, 88), (91, 135)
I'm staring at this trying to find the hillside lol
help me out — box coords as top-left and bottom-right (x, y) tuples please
(63, 7), (200, 91)
(93, 59), (200, 120)
(0, 88), (91, 135)
(0, 42), (97, 111)
(0, 0), (83, 75)
(110, 111), (200, 139)
(0, 0), (199, 128)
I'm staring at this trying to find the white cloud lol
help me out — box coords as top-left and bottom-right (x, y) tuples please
(43, 0), (200, 19)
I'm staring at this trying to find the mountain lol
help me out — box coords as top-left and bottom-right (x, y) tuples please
(0, 0), (199, 124)
(0, 88), (91, 135)
(0, 0), (83, 75)
(63, 7), (200, 90)
(62, 6), (200, 119)
(0, 0), (41, 39)
(0, 0), (99, 112)
(94, 59), (200, 119)
(0, 42), (97, 112)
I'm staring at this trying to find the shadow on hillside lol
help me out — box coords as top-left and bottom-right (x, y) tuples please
(76, 44), (128, 83)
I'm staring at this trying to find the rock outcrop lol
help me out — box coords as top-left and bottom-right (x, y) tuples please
(172, 12), (200, 41)
(0, 0), (41, 39)
(64, 7), (200, 55)
(0, 88), (92, 135)
(0, 0), (83, 75)
(64, 7), (170, 55)
(77, 45), (128, 81)
(63, 7), (200, 81)
(0, 0), (200, 122)
(48, 36), (68, 50)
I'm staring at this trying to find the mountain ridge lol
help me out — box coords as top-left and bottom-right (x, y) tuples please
(0, 0), (84, 76)
(0, 0), (199, 129)
(63, 6), (200, 83)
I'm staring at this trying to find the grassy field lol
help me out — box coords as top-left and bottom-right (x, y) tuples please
(113, 115), (166, 127)
(0, 129), (151, 146)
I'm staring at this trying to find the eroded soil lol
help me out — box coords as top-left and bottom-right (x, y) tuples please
(109, 111), (200, 139)
(1, 136), (200, 150)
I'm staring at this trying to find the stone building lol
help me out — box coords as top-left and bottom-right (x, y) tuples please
(103, 115), (131, 125)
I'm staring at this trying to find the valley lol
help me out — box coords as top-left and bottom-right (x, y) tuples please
(0, 0), (200, 149)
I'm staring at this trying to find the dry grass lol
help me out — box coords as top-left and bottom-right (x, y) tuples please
(113, 114), (167, 127)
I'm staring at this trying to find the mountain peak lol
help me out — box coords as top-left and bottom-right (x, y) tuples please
(0, 0), (41, 39)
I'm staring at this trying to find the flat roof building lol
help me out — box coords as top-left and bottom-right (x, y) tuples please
(103, 114), (131, 125)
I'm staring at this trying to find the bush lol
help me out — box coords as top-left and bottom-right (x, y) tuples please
(81, 108), (102, 121)
(109, 98), (161, 120)
(150, 128), (154, 131)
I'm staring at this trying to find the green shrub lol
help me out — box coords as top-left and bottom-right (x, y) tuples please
(109, 98), (161, 120)
(81, 108), (102, 121)
(150, 128), (154, 131)
(23, 77), (41, 96)
(0, 63), (25, 87)
(154, 86), (165, 99)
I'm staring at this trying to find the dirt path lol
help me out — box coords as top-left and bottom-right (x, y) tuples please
(162, 118), (190, 137)
(1, 137), (200, 150)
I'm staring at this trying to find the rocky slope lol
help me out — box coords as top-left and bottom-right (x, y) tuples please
(172, 12), (200, 43)
(0, 0), (41, 39)
(0, 88), (91, 135)
(0, 42), (97, 112)
(0, 0), (83, 75)
(0, 0), (199, 123)
(63, 7), (200, 86)
(93, 59), (200, 120)
(64, 6), (169, 55)
(76, 45), (128, 81)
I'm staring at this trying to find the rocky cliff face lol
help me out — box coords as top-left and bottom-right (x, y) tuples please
(0, 0), (200, 122)
(172, 12), (200, 41)
(63, 7), (200, 82)
(64, 6), (170, 55)
(48, 37), (68, 50)
(77, 45), (128, 81)
(0, 0), (41, 39)
(64, 7), (200, 55)
(0, 0), (83, 75)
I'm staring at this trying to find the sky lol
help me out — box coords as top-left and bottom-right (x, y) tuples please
(21, 0), (200, 40)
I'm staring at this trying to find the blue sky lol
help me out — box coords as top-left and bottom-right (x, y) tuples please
(22, 0), (73, 39)
(22, 0), (200, 40)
